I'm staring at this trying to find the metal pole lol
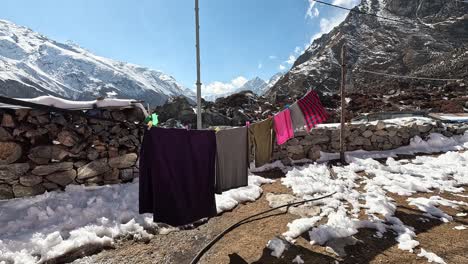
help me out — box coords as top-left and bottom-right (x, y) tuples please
(339, 44), (346, 163)
(195, 0), (202, 129)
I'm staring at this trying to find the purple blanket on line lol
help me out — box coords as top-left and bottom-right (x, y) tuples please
(139, 127), (217, 226)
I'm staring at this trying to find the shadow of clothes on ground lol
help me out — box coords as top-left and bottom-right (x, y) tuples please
(341, 207), (448, 264)
(229, 244), (337, 264)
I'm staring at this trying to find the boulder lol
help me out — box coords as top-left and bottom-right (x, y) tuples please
(32, 162), (74, 176)
(288, 138), (300, 146)
(0, 184), (14, 199)
(87, 149), (100, 161)
(0, 142), (22, 165)
(77, 158), (111, 180)
(374, 130), (388, 136)
(15, 109), (29, 121)
(119, 168), (134, 182)
(19, 175), (43, 187)
(109, 153), (138, 169)
(286, 145), (304, 156)
(46, 169), (77, 187)
(1, 113), (15, 128)
(350, 136), (371, 146)
(57, 130), (80, 147)
(42, 182), (60, 191)
(307, 145), (322, 161)
(104, 168), (120, 182)
(0, 127), (12, 141)
(362, 130), (373, 138)
(376, 121), (386, 130)
(0, 163), (30, 181)
(29, 145), (69, 165)
(13, 184), (46, 198)
(418, 124), (432, 133)
(305, 135), (330, 145)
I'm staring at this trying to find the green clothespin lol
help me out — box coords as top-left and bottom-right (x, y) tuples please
(145, 113), (159, 129)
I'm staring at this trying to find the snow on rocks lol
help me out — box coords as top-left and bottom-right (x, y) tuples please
(0, 175), (274, 263)
(266, 237), (288, 258)
(292, 255), (304, 264)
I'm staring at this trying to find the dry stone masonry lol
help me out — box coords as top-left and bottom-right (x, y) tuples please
(272, 119), (468, 164)
(0, 107), (145, 200)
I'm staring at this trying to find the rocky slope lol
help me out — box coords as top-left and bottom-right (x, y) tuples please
(0, 19), (194, 106)
(267, 0), (468, 102)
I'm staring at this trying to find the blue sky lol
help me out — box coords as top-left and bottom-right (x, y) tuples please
(0, 0), (359, 95)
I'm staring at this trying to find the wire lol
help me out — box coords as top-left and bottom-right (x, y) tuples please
(189, 191), (336, 264)
(357, 69), (464, 81)
(311, 0), (412, 25)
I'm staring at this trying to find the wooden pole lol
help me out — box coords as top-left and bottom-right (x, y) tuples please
(339, 44), (346, 163)
(195, 0), (202, 129)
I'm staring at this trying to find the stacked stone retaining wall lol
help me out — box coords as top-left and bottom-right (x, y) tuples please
(272, 119), (468, 163)
(0, 107), (145, 200)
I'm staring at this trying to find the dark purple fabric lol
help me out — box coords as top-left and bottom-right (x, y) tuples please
(139, 127), (217, 226)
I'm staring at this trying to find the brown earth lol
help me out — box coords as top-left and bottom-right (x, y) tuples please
(74, 166), (468, 264)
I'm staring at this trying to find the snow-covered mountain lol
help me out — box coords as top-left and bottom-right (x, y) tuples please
(267, 0), (468, 101)
(234, 77), (267, 95)
(204, 73), (283, 102)
(0, 19), (194, 106)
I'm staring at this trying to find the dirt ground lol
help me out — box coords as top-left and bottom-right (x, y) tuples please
(72, 168), (468, 264)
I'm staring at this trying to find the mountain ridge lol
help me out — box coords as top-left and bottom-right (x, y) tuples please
(266, 0), (468, 102)
(0, 19), (194, 106)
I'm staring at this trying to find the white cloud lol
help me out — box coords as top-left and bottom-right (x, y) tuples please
(309, 11), (349, 42)
(305, 0), (317, 18)
(332, 0), (360, 8)
(202, 76), (248, 96)
(279, 65), (286, 71)
(231, 76), (248, 87)
(258, 63), (263, 69)
(286, 55), (296, 65)
(269, 55), (277, 60)
(294, 46), (302, 54)
(313, 7), (320, 17)
(305, 0), (360, 42)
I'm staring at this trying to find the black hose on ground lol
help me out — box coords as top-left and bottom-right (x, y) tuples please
(189, 192), (336, 264)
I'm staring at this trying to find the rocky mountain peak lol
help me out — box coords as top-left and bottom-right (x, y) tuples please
(0, 19), (193, 106)
(267, 0), (468, 102)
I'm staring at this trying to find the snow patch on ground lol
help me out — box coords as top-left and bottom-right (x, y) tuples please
(266, 238), (287, 258)
(417, 248), (447, 264)
(0, 175), (273, 263)
(279, 148), (467, 259)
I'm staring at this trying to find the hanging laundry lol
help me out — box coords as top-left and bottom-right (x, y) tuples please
(215, 127), (249, 193)
(289, 102), (306, 131)
(273, 108), (294, 145)
(139, 127), (217, 226)
(297, 90), (329, 131)
(248, 118), (274, 167)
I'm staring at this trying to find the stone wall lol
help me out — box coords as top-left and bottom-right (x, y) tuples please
(0, 107), (145, 200)
(272, 119), (468, 163)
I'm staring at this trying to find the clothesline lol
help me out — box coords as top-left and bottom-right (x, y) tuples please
(358, 69), (463, 81)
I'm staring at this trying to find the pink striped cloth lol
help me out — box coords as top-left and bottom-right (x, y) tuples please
(297, 90), (329, 131)
(273, 108), (294, 145)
